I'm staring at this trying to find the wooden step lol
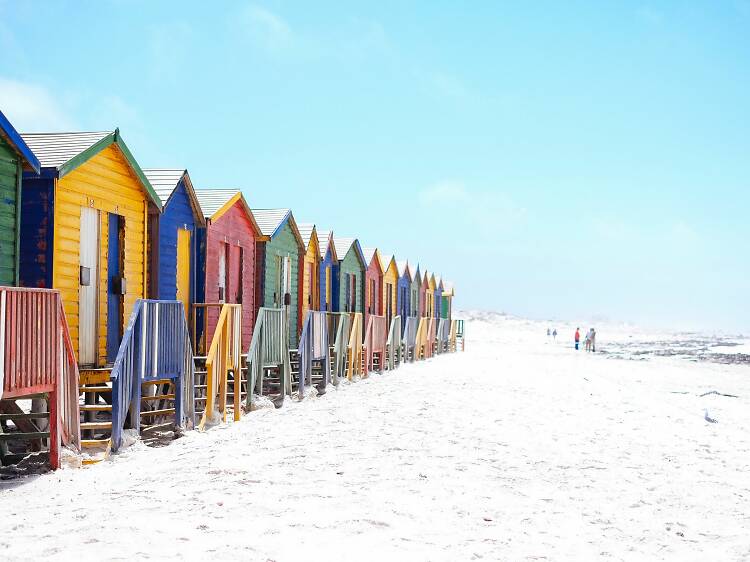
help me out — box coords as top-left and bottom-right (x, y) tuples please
(79, 368), (113, 386)
(0, 411), (50, 421)
(1, 451), (49, 465)
(79, 385), (112, 393)
(140, 408), (175, 417)
(0, 431), (49, 442)
(141, 379), (173, 386)
(79, 404), (112, 412)
(80, 421), (112, 431)
(81, 438), (111, 448)
(141, 394), (175, 401)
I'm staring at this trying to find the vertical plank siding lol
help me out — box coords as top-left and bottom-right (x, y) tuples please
(382, 259), (398, 326)
(0, 137), (20, 285)
(262, 221), (301, 348)
(337, 247), (364, 315)
(203, 202), (258, 351)
(158, 180), (198, 302)
(300, 232), (319, 326)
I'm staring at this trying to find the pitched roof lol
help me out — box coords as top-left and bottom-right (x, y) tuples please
(21, 131), (110, 169)
(380, 253), (397, 273)
(143, 168), (205, 225)
(334, 237), (357, 260)
(362, 247), (377, 265)
(0, 110), (40, 173)
(317, 230), (334, 259)
(251, 208), (304, 248)
(20, 129), (160, 207)
(193, 189), (265, 237)
(143, 169), (185, 205)
(397, 260), (411, 279)
(194, 189), (240, 218)
(297, 222), (316, 249)
(333, 237), (366, 268)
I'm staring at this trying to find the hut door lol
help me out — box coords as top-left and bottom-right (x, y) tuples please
(218, 242), (227, 302)
(176, 228), (191, 319)
(325, 266), (331, 312)
(79, 207), (100, 366)
(106, 214), (125, 363)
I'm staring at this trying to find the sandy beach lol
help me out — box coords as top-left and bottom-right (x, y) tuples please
(2, 312), (749, 561)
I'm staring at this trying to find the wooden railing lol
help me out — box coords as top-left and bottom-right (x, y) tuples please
(198, 303), (242, 429)
(386, 315), (401, 370)
(245, 307), (290, 408)
(415, 317), (436, 360)
(346, 312), (363, 380)
(363, 314), (387, 375)
(0, 288), (79, 469)
(449, 320), (458, 352)
(111, 300), (195, 451)
(326, 312), (351, 384)
(454, 319), (465, 351)
(402, 316), (418, 362)
(298, 311), (330, 397)
(191, 303), (224, 356)
(436, 319), (450, 354)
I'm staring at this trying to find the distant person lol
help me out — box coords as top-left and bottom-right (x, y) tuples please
(574, 327), (580, 350)
(584, 329), (592, 352)
(590, 328), (596, 352)
(547, 328), (551, 338)
(552, 328), (557, 341)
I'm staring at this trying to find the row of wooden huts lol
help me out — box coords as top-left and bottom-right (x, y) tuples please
(0, 112), (457, 469)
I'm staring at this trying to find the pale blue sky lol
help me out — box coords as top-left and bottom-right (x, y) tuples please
(1, 1), (748, 331)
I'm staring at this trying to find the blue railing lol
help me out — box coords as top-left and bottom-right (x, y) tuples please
(110, 300), (194, 451)
(326, 312), (351, 384)
(402, 316), (418, 362)
(298, 311), (330, 398)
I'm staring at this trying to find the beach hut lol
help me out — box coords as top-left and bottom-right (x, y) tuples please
(434, 275), (444, 319)
(0, 111), (40, 286)
(317, 230), (337, 312)
(332, 237), (366, 314)
(396, 260), (412, 329)
(252, 209), (305, 348)
(143, 169), (205, 321)
(19, 130), (161, 367)
(297, 223), (320, 323)
(411, 264), (422, 318)
(362, 247), (384, 331)
(419, 269), (430, 318)
(381, 253), (399, 328)
(426, 272), (437, 318)
(442, 281), (454, 320)
(193, 190), (265, 351)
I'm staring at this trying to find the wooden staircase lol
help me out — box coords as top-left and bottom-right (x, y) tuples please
(193, 353), (249, 425)
(78, 368), (113, 464)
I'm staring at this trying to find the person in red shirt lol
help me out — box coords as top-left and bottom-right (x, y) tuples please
(574, 328), (580, 350)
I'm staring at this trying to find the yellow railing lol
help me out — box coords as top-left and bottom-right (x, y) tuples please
(346, 312), (363, 380)
(199, 303), (242, 429)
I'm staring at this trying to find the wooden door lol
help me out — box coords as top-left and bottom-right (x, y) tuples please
(106, 214), (124, 363)
(79, 207), (99, 366)
(176, 228), (191, 319)
(218, 242), (227, 302)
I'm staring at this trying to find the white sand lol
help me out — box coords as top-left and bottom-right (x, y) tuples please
(2, 313), (749, 561)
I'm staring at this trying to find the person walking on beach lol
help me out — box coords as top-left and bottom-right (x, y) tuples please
(590, 328), (596, 352)
(575, 328), (580, 350)
(552, 328), (557, 341)
(547, 328), (551, 339)
(584, 329), (592, 352)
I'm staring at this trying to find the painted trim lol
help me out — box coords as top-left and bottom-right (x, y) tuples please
(0, 110), (40, 173)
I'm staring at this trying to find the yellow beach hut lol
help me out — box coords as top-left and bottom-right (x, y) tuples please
(380, 253), (399, 327)
(19, 130), (161, 367)
(297, 223), (320, 322)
